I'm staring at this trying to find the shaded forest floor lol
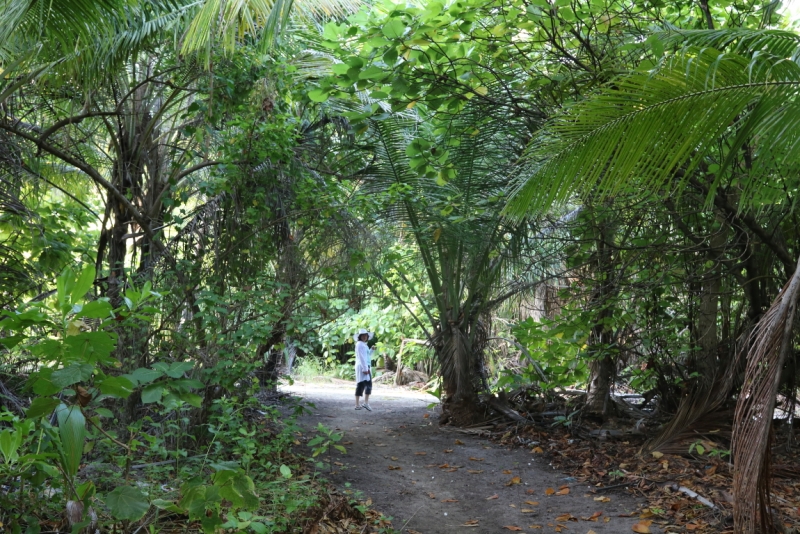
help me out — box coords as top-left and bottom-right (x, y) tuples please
(284, 381), (657, 533)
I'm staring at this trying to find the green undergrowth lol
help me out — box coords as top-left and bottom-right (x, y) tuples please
(0, 394), (392, 533)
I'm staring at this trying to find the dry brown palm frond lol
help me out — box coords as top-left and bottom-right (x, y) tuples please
(732, 254), (800, 533)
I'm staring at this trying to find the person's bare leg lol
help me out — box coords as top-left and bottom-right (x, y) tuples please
(364, 393), (370, 405)
(355, 395), (361, 407)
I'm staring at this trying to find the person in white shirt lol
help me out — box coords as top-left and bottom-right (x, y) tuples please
(354, 328), (373, 411)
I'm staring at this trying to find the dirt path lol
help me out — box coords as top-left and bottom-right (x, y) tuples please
(284, 381), (660, 534)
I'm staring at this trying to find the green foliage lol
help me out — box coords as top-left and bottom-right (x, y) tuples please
(508, 317), (590, 391)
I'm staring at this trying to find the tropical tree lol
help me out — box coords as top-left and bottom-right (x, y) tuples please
(505, 27), (800, 533)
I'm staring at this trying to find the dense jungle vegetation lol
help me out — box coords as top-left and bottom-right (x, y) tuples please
(1, 0), (799, 532)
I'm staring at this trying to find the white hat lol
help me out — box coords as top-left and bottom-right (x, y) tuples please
(353, 328), (374, 342)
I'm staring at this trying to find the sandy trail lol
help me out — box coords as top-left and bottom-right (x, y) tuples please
(283, 380), (659, 533)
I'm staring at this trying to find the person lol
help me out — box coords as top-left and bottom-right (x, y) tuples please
(353, 328), (373, 411)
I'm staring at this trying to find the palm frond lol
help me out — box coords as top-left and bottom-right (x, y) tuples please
(733, 253), (800, 533)
(657, 26), (800, 61)
(505, 43), (800, 217)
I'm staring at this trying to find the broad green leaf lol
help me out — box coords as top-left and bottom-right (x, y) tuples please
(75, 300), (113, 319)
(0, 429), (21, 463)
(63, 332), (116, 364)
(26, 397), (61, 419)
(71, 265), (96, 303)
(105, 486), (149, 521)
(55, 403), (85, 477)
(177, 392), (202, 407)
(280, 464), (292, 478)
(30, 368), (60, 396)
(141, 384), (164, 404)
(51, 363), (93, 388)
(165, 361), (193, 378)
(97, 376), (135, 398)
(359, 66), (388, 80)
(382, 19), (406, 39)
(126, 367), (163, 385)
(308, 89), (329, 102)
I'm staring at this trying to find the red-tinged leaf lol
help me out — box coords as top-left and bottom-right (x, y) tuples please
(414, 451), (427, 455)
(387, 465), (401, 470)
(441, 498), (458, 503)
(545, 487), (555, 495)
(555, 487), (570, 495)
(469, 457), (484, 461)
(502, 469), (513, 474)
(555, 513), (575, 521)
(423, 413), (430, 418)
(632, 520), (653, 533)
(438, 463), (450, 468)
(487, 494), (499, 500)
(532, 446), (544, 453)
(503, 527), (523, 531)
(506, 476), (522, 486)
(462, 519), (479, 526)
(526, 489), (535, 495)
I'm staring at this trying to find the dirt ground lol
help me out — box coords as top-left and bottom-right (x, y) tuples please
(283, 380), (662, 534)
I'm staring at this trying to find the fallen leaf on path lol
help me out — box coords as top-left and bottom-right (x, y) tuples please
(631, 520), (653, 533)
(604, 517), (610, 523)
(593, 496), (611, 502)
(545, 488), (555, 496)
(441, 498), (458, 503)
(638, 509), (654, 519)
(651, 451), (664, 459)
(502, 527), (522, 531)
(532, 446), (544, 453)
(414, 452), (427, 455)
(438, 463), (450, 469)
(446, 468), (459, 472)
(334, 462), (343, 466)
(342, 441), (352, 445)
(455, 439), (464, 445)
(521, 509), (537, 513)
(555, 513), (575, 522)
(588, 530), (597, 534)
(526, 489), (535, 495)
(503, 469), (513, 474)
(509, 504), (517, 508)
(506, 476), (522, 486)
(391, 456), (398, 461)
(423, 413), (430, 418)
(469, 457), (484, 462)
(426, 492), (435, 499)
(444, 449), (454, 453)
(462, 519), (479, 527)
(524, 501), (539, 506)
(387, 465), (401, 470)
(582, 511), (602, 521)
(468, 469), (484, 474)
(529, 526), (542, 530)
(374, 443), (386, 447)
(486, 494), (499, 500)
(686, 524), (701, 530)
(407, 530), (422, 534)
(555, 487), (570, 495)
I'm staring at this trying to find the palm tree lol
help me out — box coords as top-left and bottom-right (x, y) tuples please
(359, 103), (550, 423)
(504, 28), (800, 534)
